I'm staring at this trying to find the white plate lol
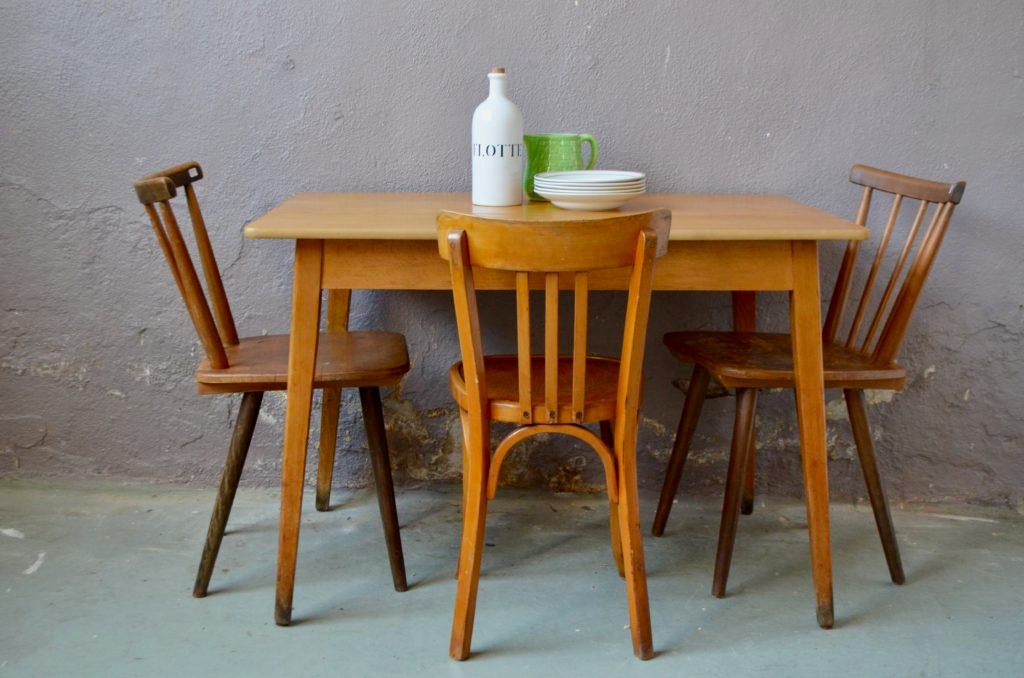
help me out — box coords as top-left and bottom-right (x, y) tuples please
(534, 181), (646, 191)
(535, 175), (645, 184)
(535, 183), (644, 191)
(535, 189), (642, 211)
(535, 187), (647, 196)
(535, 170), (646, 184)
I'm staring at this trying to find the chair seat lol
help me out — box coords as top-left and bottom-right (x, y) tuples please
(663, 331), (906, 390)
(196, 331), (410, 395)
(448, 354), (622, 423)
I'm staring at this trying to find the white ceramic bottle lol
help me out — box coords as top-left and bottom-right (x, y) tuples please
(471, 67), (524, 206)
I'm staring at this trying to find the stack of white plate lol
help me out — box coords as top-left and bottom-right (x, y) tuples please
(533, 170), (646, 211)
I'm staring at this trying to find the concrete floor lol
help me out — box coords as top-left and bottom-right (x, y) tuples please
(1, 481), (1022, 677)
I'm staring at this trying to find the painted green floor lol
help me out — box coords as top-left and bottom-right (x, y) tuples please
(1, 480), (1021, 677)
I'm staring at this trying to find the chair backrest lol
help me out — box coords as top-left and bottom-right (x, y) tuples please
(437, 209), (671, 425)
(822, 164), (966, 363)
(133, 161), (239, 369)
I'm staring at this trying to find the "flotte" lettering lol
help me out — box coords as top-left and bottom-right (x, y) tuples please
(472, 143), (522, 158)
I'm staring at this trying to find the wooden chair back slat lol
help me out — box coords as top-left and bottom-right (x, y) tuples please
(143, 202), (188, 302)
(822, 186), (872, 343)
(572, 272), (589, 423)
(822, 164), (965, 363)
(873, 201), (955, 362)
(515, 272), (532, 422)
(133, 161), (237, 369)
(544, 273), (559, 422)
(184, 184), (239, 347)
(844, 194), (903, 347)
(157, 200), (229, 369)
(858, 199), (929, 352)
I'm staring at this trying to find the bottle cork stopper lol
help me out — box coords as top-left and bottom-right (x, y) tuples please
(490, 67), (506, 74)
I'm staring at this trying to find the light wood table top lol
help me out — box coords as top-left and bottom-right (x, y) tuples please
(244, 193), (867, 242)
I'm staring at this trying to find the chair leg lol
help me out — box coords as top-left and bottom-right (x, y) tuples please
(712, 387), (758, 598)
(358, 386), (408, 592)
(844, 389), (905, 585)
(449, 414), (490, 661)
(193, 390), (263, 598)
(454, 407), (472, 580)
(740, 410), (758, 515)
(616, 421), (654, 660)
(315, 387), (343, 512)
(652, 365), (710, 536)
(601, 420), (625, 578)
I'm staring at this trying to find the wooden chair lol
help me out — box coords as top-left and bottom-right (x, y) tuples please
(652, 164), (966, 598)
(133, 161), (410, 606)
(439, 208), (672, 660)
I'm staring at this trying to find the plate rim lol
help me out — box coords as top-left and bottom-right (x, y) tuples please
(534, 170), (646, 183)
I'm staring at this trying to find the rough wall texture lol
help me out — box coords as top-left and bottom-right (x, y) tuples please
(2, 1), (1021, 506)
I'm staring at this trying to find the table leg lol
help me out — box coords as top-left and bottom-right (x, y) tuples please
(731, 291), (758, 513)
(789, 241), (834, 629)
(275, 239), (324, 625)
(730, 291), (756, 332)
(315, 387), (342, 511)
(315, 290), (352, 511)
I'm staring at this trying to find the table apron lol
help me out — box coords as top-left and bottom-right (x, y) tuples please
(321, 239), (796, 291)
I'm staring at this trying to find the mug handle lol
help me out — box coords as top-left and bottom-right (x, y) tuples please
(580, 134), (598, 169)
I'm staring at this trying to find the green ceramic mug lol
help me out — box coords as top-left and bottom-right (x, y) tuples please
(523, 133), (599, 200)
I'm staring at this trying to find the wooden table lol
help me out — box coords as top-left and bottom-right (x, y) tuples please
(245, 192), (867, 630)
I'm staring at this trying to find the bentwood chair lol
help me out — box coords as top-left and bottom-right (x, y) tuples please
(133, 161), (410, 609)
(439, 208), (671, 660)
(652, 164), (966, 598)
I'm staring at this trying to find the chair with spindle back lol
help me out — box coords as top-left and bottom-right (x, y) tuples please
(439, 208), (671, 660)
(652, 164), (966, 598)
(133, 161), (411, 607)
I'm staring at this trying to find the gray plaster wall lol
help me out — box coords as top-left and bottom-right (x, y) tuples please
(2, 1), (1021, 506)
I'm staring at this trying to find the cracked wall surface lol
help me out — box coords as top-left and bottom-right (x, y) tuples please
(2, 1), (1022, 507)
